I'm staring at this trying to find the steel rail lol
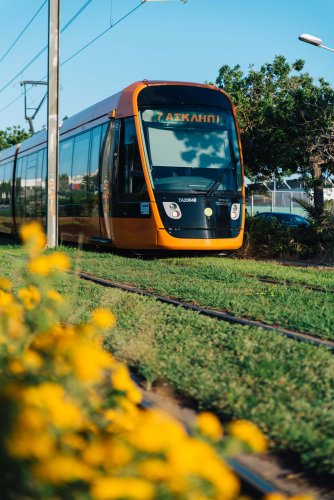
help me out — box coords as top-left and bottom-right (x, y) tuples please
(72, 269), (334, 351)
(245, 274), (334, 294)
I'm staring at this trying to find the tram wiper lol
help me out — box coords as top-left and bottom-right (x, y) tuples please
(205, 160), (238, 197)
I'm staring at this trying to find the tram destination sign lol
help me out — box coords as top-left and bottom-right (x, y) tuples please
(142, 109), (225, 126)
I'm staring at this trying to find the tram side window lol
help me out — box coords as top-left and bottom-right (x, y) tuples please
(36, 149), (45, 218)
(40, 149), (47, 219)
(89, 126), (102, 217)
(0, 163), (10, 214)
(72, 131), (90, 217)
(25, 153), (38, 217)
(59, 139), (74, 215)
(16, 157), (27, 218)
(0, 165), (4, 212)
(118, 118), (147, 201)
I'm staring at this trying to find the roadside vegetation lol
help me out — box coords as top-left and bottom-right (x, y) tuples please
(1, 239), (334, 480)
(242, 209), (334, 264)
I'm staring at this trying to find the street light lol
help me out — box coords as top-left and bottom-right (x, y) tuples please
(299, 33), (334, 53)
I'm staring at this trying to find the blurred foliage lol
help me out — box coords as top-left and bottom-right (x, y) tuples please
(0, 222), (275, 500)
(241, 211), (334, 264)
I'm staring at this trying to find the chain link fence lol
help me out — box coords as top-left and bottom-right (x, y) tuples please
(246, 190), (311, 216)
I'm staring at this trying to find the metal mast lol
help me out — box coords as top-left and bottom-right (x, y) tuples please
(47, 0), (60, 248)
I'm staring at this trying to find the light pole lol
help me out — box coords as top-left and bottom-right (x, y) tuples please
(299, 33), (334, 53)
(47, 0), (60, 248)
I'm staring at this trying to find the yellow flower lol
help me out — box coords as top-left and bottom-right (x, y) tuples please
(139, 459), (172, 481)
(167, 438), (240, 498)
(196, 412), (223, 441)
(265, 495), (288, 500)
(0, 289), (14, 308)
(22, 349), (43, 371)
(28, 255), (52, 275)
(91, 477), (155, 500)
(62, 433), (86, 451)
(111, 363), (142, 403)
(127, 408), (186, 453)
(28, 252), (70, 275)
(34, 454), (95, 484)
(20, 221), (46, 253)
(6, 429), (55, 459)
(82, 441), (105, 466)
(228, 419), (268, 453)
(17, 407), (46, 431)
(290, 496), (316, 500)
(103, 440), (133, 468)
(0, 277), (12, 290)
(18, 285), (41, 310)
(8, 359), (25, 375)
(47, 289), (63, 303)
(23, 383), (86, 430)
(91, 308), (116, 329)
(71, 341), (111, 382)
(48, 251), (70, 272)
(104, 407), (138, 433)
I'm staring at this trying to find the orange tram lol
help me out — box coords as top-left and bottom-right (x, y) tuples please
(0, 81), (244, 251)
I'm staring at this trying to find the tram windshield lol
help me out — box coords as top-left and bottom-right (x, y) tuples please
(140, 107), (242, 194)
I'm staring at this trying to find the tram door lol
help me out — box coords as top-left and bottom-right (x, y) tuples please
(109, 118), (155, 248)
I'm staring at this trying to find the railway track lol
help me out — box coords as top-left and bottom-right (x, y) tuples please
(3, 250), (333, 349)
(245, 274), (334, 294)
(73, 269), (334, 351)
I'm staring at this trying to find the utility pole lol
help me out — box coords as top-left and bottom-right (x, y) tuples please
(47, 0), (60, 248)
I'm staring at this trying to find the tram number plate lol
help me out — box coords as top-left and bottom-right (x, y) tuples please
(178, 198), (197, 203)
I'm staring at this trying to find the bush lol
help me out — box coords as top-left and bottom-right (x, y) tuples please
(240, 210), (334, 263)
(0, 222), (275, 500)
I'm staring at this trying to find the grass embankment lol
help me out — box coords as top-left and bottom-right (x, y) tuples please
(1, 246), (334, 477)
(59, 248), (334, 340)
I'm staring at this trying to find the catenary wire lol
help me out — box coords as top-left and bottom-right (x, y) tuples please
(0, 0), (47, 66)
(0, 0), (148, 117)
(0, 0), (95, 98)
(60, 1), (146, 67)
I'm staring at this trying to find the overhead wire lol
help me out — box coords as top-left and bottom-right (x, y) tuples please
(0, 0), (95, 98)
(0, 0), (148, 116)
(60, 1), (146, 68)
(0, 0), (47, 66)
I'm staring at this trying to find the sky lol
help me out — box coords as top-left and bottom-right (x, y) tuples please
(0, 0), (334, 132)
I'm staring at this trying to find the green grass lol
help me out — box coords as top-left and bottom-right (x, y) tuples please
(2, 245), (334, 476)
(53, 247), (334, 341)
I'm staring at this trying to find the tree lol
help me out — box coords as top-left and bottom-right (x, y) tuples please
(216, 56), (334, 216)
(0, 126), (31, 151)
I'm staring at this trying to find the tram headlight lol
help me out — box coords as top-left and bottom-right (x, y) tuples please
(230, 203), (240, 220)
(163, 202), (182, 219)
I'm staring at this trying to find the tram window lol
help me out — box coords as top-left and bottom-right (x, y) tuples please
(36, 150), (44, 217)
(26, 153), (38, 217)
(0, 163), (10, 214)
(59, 138), (74, 213)
(17, 157), (27, 217)
(89, 125), (102, 217)
(41, 149), (47, 218)
(72, 131), (90, 216)
(118, 118), (147, 201)
(0, 164), (5, 211)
